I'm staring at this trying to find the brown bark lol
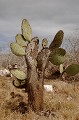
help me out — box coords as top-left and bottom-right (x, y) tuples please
(28, 81), (43, 112)
(25, 37), (44, 112)
(25, 61), (44, 112)
(24, 37), (51, 112)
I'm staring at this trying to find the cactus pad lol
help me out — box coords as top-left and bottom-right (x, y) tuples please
(49, 54), (65, 65)
(21, 19), (32, 42)
(65, 64), (79, 76)
(20, 80), (26, 85)
(13, 79), (26, 88)
(16, 34), (28, 47)
(13, 79), (21, 87)
(11, 69), (27, 80)
(59, 64), (64, 73)
(53, 48), (66, 56)
(42, 38), (48, 48)
(49, 30), (64, 51)
(10, 42), (26, 56)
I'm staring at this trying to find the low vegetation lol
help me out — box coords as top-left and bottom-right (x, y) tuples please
(0, 76), (79, 120)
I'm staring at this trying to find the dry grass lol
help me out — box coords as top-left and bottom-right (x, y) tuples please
(0, 76), (79, 120)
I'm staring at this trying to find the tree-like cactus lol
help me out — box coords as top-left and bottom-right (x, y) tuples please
(10, 18), (79, 112)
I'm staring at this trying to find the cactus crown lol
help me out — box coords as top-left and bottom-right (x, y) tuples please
(10, 18), (79, 86)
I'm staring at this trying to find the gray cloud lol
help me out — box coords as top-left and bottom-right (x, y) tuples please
(0, 0), (79, 52)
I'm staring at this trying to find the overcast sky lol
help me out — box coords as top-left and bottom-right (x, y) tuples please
(0, 0), (79, 52)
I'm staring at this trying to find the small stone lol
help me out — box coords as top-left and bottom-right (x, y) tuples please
(67, 96), (73, 101)
(44, 85), (54, 93)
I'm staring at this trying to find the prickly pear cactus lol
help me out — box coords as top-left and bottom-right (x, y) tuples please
(10, 42), (26, 56)
(10, 18), (79, 112)
(49, 30), (64, 51)
(21, 19), (32, 42)
(42, 38), (48, 48)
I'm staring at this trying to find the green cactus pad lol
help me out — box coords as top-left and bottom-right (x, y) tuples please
(42, 38), (48, 48)
(13, 79), (21, 87)
(59, 64), (64, 73)
(21, 19), (32, 42)
(20, 80), (26, 85)
(65, 64), (79, 76)
(11, 69), (27, 80)
(49, 30), (64, 51)
(16, 34), (28, 47)
(10, 42), (26, 56)
(13, 79), (26, 88)
(53, 48), (66, 56)
(49, 54), (65, 65)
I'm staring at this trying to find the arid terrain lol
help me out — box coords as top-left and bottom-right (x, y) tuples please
(0, 43), (79, 120)
(0, 75), (79, 120)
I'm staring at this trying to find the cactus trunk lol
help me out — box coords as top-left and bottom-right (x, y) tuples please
(28, 83), (43, 112)
(25, 55), (43, 112)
